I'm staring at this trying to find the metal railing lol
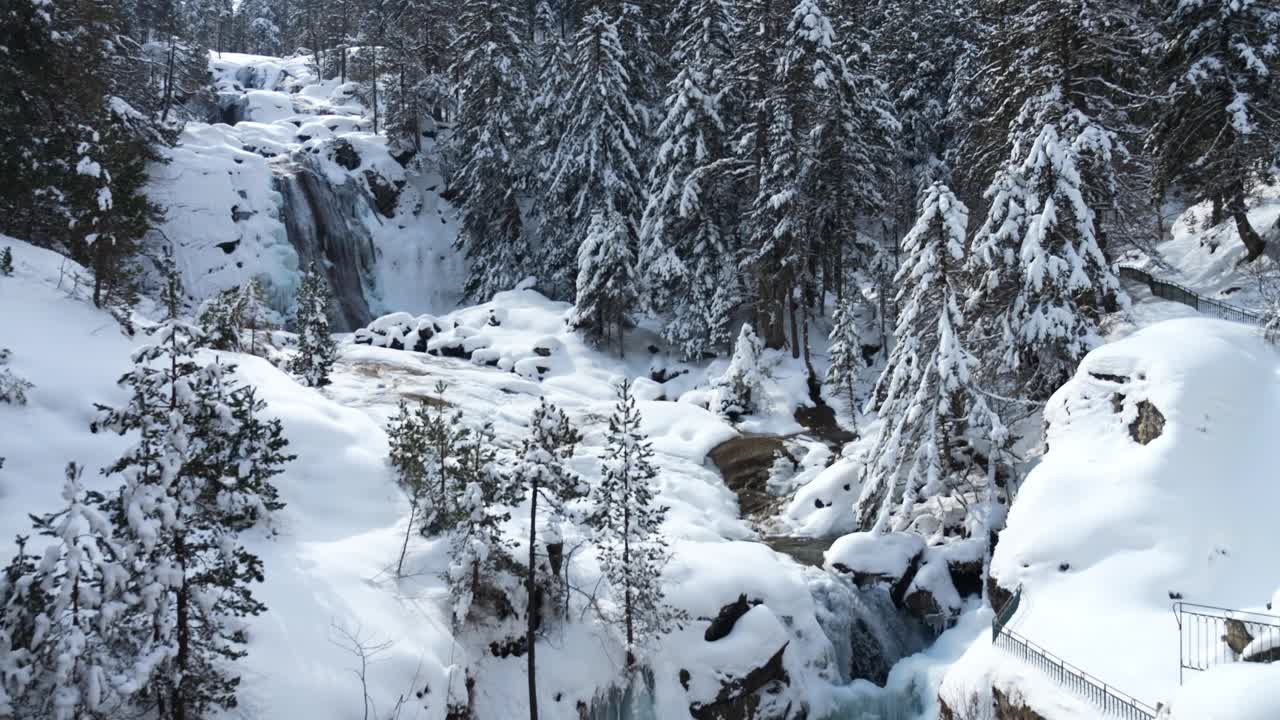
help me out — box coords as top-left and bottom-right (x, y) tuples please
(1173, 602), (1280, 684)
(992, 589), (1158, 720)
(1119, 265), (1263, 325)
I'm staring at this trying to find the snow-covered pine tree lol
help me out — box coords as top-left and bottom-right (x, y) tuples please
(238, 278), (273, 356)
(450, 0), (531, 302)
(222, 386), (292, 531)
(825, 297), (864, 415)
(237, 0), (282, 55)
(515, 399), (584, 720)
(198, 287), (247, 352)
(387, 398), (432, 577)
(569, 211), (636, 354)
(288, 265), (338, 388)
(856, 183), (984, 533)
(995, 124), (1121, 399)
(808, 0), (898, 300)
(711, 323), (767, 420)
(0, 463), (139, 720)
(1148, 0), (1280, 261)
(448, 421), (521, 626)
(545, 8), (647, 304)
(91, 292), (289, 719)
(0, 349), (33, 406)
(0, 247), (12, 276)
(639, 0), (741, 359)
(588, 381), (680, 668)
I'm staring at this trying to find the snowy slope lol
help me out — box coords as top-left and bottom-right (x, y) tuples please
(147, 52), (462, 328)
(1, 235), (937, 720)
(942, 317), (1280, 716)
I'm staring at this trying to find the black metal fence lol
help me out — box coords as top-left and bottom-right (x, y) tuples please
(1119, 265), (1264, 325)
(1174, 602), (1280, 684)
(992, 589), (1158, 720)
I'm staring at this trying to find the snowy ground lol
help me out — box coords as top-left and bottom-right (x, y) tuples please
(148, 52), (462, 323)
(0, 236), (936, 720)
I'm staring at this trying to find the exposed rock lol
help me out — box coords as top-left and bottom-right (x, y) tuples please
(488, 635), (527, 658)
(363, 169), (401, 218)
(708, 435), (789, 520)
(332, 138), (361, 170)
(689, 643), (789, 720)
(705, 594), (759, 642)
(948, 558), (984, 599)
(1129, 400), (1165, 445)
(1225, 619), (1255, 655)
(903, 587), (942, 624)
(993, 687), (1045, 720)
(848, 617), (894, 686)
(988, 577), (1014, 617)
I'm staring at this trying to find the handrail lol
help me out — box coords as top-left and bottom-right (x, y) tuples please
(992, 587), (1158, 720)
(1118, 265), (1263, 325)
(1173, 601), (1280, 684)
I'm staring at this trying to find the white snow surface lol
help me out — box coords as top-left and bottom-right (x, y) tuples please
(147, 52), (462, 320)
(945, 316), (1280, 716)
(0, 236), (904, 720)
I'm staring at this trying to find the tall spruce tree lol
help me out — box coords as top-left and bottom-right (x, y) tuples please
(288, 266), (338, 388)
(570, 211), (637, 353)
(588, 381), (679, 668)
(515, 399), (584, 720)
(448, 421), (521, 626)
(825, 297), (864, 415)
(545, 8), (647, 305)
(856, 183), (985, 532)
(1148, 0), (1280, 261)
(450, 0), (532, 302)
(639, 0), (741, 359)
(91, 287), (290, 720)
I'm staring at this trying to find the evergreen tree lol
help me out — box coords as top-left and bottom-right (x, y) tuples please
(447, 421), (521, 626)
(0, 463), (139, 720)
(825, 297), (864, 415)
(515, 399), (584, 720)
(0, 349), (33, 406)
(588, 381), (680, 668)
(711, 324), (767, 420)
(0, 247), (12, 276)
(569, 211), (636, 353)
(545, 9), (647, 301)
(387, 382), (463, 576)
(91, 292), (289, 719)
(288, 266), (338, 388)
(387, 398), (432, 577)
(238, 278), (274, 357)
(973, 125), (1122, 400)
(639, 0), (741, 359)
(1148, 0), (1280, 261)
(198, 287), (247, 352)
(450, 0), (531, 302)
(237, 0), (282, 55)
(856, 183), (985, 533)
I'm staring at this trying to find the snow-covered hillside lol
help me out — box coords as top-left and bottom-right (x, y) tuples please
(147, 53), (462, 330)
(941, 315), (1280, 715)
(0, 236), (987, 720)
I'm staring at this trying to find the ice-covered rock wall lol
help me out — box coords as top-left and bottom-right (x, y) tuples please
(147, 51), (463, 330)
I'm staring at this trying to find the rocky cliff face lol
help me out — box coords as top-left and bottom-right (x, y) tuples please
(146, 51), (462, 330)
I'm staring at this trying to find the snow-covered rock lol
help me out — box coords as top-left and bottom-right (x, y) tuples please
(945, 317), (1280, 715)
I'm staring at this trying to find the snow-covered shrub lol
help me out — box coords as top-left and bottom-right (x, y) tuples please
(711, 323), (766, 420)
(0, 349), (32, 405)
(0, 247), (13, 276)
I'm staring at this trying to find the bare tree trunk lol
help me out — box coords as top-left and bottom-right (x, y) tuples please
(1234, 207), (1266, 261)
(174, 533), (189, 720)
(526, 484), (539, 720)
